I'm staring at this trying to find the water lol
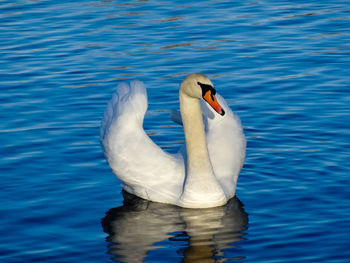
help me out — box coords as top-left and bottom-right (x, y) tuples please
(1, 0), (350, 262)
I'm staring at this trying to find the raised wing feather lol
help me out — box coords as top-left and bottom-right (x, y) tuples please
(201, 95), (246, 198)
(101, 81), (185, 204)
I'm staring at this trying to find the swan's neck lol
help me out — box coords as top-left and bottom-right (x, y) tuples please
(179, 91), (213, 176)
(179, 90), (226, 207)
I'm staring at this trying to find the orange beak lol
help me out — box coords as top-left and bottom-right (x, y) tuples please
(203, 90), (225, 116)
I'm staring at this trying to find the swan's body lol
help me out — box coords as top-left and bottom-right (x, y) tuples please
(101, 74), (246, 208)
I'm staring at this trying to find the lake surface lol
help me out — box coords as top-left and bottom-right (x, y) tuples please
(1, 0), (350, 262)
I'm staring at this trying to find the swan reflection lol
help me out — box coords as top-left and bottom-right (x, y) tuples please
(102, 191), (248, 263)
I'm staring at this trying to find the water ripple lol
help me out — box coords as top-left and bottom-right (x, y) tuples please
(1, 0), (350, 262)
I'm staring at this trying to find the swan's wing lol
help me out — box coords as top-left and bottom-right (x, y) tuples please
(201, 94), (246, 198)
(101, 81), (185, 204)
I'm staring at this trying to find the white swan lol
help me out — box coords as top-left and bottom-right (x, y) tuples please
(100, 73), (246, 208)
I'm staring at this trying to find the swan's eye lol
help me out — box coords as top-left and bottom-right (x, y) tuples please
(197, 82), (216, 99)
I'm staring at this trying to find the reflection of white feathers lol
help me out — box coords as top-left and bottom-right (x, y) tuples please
(101, 74), (246, 208)
(102, 193), (248, 263)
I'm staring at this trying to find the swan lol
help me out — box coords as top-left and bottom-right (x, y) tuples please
(100, 73), (246, 208)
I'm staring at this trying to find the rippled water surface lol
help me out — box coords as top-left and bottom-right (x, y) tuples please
(1, 0), (350, 262)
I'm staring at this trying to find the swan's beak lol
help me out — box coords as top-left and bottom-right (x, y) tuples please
(203, 90), (225, 116)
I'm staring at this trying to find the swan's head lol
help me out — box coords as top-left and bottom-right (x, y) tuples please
(180, 73), (225, 116)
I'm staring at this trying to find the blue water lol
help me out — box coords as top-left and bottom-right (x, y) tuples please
(1, 0), (350, 262)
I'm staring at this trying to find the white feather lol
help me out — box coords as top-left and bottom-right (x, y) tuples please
(101, 76), (246, 208)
